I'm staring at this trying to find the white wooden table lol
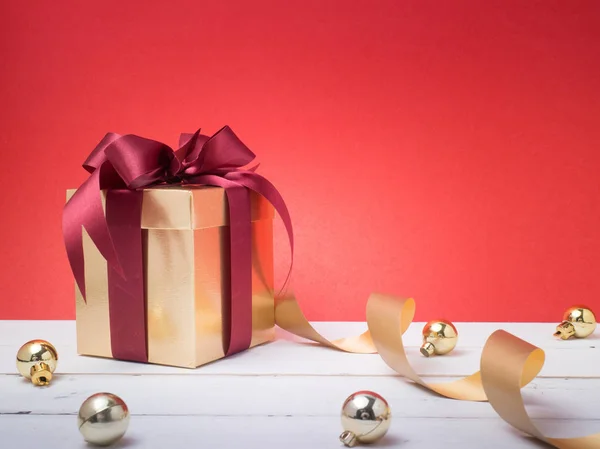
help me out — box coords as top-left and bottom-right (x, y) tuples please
(0, 321), (598, 448)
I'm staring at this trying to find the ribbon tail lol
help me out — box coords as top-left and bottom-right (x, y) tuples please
(226, 171), (294, 294)
(63, 166), (123, 300)
(228, 171), (379, 353)
(480, 331), (600, 448)
(367, 294), (490, 401)
(227, 171), (493, 400)
(63, 195), (86, 300)
(229, 170), (527, 401)
(276, 291), (540, 403)
(275, 292), (377, 353)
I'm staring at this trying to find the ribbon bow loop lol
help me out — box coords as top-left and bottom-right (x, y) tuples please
(83, 132), (122, 173)
(104, 135), (175, 189)
(179, 126), (257, 176)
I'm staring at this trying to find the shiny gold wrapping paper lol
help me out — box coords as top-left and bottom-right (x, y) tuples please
(69, 186), (275, 368)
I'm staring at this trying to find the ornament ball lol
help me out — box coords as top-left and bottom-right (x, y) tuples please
(78, 393), (130, 446)
(421, 320), (458, 357)
(554, 306), (597, 340)
(340, 391), (391, 447)
(16, 339), (58, 386)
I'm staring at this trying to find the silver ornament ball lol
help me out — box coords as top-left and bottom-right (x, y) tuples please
(78, 393), (130, 446)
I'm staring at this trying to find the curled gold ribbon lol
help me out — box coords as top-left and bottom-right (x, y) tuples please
(481, 330), (600, 448)
(276, 292), (529, 401)
(276, 292), (600, 446)
(275, 292), (378, 353)
(365, 293), (495, 401)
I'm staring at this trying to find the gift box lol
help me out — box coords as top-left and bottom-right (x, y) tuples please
(66, 186), (274, 368)
(63, 127), (289, 368)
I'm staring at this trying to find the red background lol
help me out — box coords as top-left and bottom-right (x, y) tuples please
(1, 1), (599, 322)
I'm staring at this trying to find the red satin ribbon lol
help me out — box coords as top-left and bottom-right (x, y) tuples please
(63, 126), (294, 361)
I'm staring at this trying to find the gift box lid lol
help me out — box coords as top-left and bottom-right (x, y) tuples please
(66, 185), (274, 230)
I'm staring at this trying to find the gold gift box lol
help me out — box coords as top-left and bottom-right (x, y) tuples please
(67, 186), (275, 368)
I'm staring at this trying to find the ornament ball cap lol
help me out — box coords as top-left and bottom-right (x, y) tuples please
(340, 430), (358, 447)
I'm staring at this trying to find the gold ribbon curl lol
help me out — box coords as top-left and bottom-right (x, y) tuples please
(275, 292), (600, 447)
(481, 330), (600, 448)
(277, 293), (509, 400)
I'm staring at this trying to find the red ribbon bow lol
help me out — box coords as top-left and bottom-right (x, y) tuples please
(63, 126), (293, 362)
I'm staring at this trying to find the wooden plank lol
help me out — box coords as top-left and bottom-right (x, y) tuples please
(1, 322), (598, 377)
(0, 415), (598, 449)
(1, 375), (599, 421)
(2, 321), (598, 349)
(1, 338), (598, 377)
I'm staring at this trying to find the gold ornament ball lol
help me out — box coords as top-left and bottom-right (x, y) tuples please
(78, 393), (130, 446)
(16, 339), (58, 386)
(421, 320), (458, 357)
(554, 306), (597, 340)
(339, 391), (391, 447)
